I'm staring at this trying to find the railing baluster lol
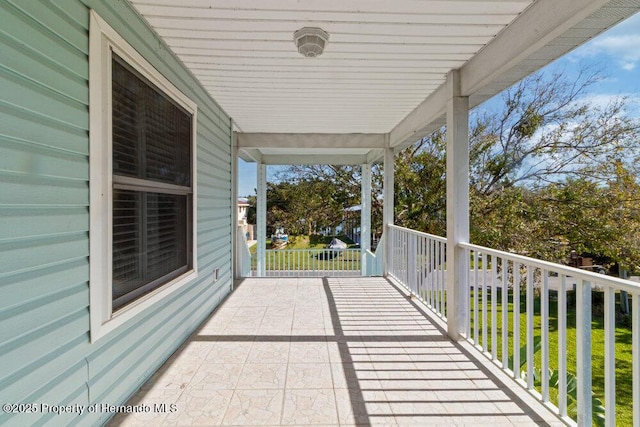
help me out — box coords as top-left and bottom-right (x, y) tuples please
(466, 248), (471, 339)
(474, 251), (479, 346)
(501, 258), (508, 368)
(526, 266), (534, 391)
(482, 253), (488, 352)
(436, 240), (440, 312)
(440, 241), (445, 317)
(423, 237), (427, 300)
(558, 274), (567, 418)
(428, 238), (433, 307)
(435, 241), (439, 314)
(577, 279), (593, 426)
(605, 284), (616, 426)
(418, 236), (423, 298)
(407, 233), (410, 285)
(409, 234), (417, 295)
(541, 269), (549, 402)
(634, 291), (640, 426)
(491, 255), (497, 360)
(513, 263), (521, 380)
(444, 242), (448, 317)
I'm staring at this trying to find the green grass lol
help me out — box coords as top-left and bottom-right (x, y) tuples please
(249, 234), (361, 271)
(466, 288), (632, 426)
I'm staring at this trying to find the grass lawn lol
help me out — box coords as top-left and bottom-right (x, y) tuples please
(468, 288), (632, 426)
(249, 235), (361, 271)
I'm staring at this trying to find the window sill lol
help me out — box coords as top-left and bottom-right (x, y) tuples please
(90, 270), (198, 343)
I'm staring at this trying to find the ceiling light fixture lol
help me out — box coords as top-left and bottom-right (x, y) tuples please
(293, 27), (329, 57)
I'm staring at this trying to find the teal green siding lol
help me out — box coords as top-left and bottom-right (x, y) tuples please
(0, 0), (233, 425)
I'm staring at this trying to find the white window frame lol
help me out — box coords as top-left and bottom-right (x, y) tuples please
(89, 10), (198, 343)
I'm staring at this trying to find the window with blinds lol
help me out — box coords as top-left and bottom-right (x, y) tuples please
(111, 54), (193, 311)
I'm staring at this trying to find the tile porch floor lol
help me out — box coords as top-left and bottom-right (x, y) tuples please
(110, 277), (564, 426)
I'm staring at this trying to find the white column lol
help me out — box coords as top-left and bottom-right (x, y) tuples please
(360, 163), (372, 275)
(383, 144), (394, 276)
(231, 129), (238, 281)
(445, 70), (469, 340)
(256, 163), (267, 276)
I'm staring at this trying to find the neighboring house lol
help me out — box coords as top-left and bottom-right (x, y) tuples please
(238, 198), (250, 226)
(1, 2), (233, 425)
(237, 198), (254, 240)
(342, 205), (379, 249)
(342, 205), (362, 244)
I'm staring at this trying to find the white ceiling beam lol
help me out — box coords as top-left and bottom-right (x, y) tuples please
(238, 148), (262, 163)
(237, 133), (386, 150)
(389, 84), (447, 148)
(460, 0), (611, 96)
(367, 149), (384, 164)
(261, 154), (369, 165)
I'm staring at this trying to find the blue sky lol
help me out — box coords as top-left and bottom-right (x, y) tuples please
(236, 12), (640, 197)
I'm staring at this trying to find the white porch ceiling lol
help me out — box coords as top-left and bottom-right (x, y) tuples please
(130, 0), (639, 164)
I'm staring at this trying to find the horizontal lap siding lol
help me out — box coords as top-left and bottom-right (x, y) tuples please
(0, 0), (232, 425)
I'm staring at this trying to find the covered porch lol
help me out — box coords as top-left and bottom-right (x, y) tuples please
(112, 277), (561, 426)
(130, 0), (639, 425)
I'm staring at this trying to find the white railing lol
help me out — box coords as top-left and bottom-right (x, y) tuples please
(460, 242), (640, 427)
(236, 226), (253, 277)
(387, 225), (640, 426)
(252, 248), (361, 277)
(364, 233), (385, 276)
(388, 225), (448, 319)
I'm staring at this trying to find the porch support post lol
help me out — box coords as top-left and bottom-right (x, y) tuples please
(360, 163), (372, 276)
(383, 143), (394, 276)
(256, 163), (267, 276)
(445, 70), (469, 340)
(231, 128), (238, 281)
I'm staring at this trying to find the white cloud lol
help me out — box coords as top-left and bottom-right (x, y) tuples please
(622, 62), (636, 71)
(575, 93), (640, 117)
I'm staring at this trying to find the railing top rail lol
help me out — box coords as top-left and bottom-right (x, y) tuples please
(388, 224), (447, 243)
(460, 241), (640, 293)
(264, 248), (359, 252)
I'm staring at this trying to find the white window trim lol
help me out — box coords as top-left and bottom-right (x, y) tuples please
(89, 10), (198, 343)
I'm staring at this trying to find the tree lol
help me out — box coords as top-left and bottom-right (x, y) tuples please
(275, 164), (384, 235)
(394, 130), (447, 235)
(266, 178), (346, 235)
(469, 66), (638, 196)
